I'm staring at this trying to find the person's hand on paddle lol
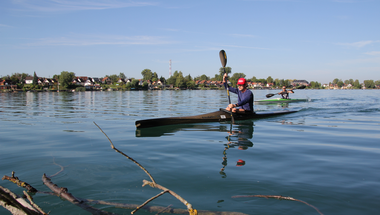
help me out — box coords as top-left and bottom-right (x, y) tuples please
(223, 73), (228, 83)
(227, 103), (237, 110)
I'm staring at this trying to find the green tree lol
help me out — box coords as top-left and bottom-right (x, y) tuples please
(201, 74), (209, 80)
(153, 72), (158, 80)
(266, 76), (273, 84)
(337, 80), (344, 88)
(250, 76), (257, 83)
(375, 80), (380, 87)
(364, 80), (375, 88)
(354, 79), (361, 89)
(119, 72), (126, 79)
(59, 71), (75, 88)
(186, 80), (195, 89)
(108, 74), (119, 83)
(175, 71), (186, 88)
(332, 78), (340, 85)
(219, 66), (232, 75)
(185, 74), (192, 82)
(33, 72), (38, 85)
(159, 76), (166, 85)
(131, 79), (140, 88)
(166, 70), (179, 86)
(310, 81), (321, 89)
(141, 69), (153, 81)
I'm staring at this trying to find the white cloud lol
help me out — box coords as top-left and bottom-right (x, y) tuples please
(337, 40), (380, 48)
(12, 0), (156, 12)
(25, 34), (176, 46)
(0, 24), (11, 27)
(364, 51), (380, 56)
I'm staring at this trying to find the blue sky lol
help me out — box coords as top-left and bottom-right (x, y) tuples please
(1, 0), (379, 84)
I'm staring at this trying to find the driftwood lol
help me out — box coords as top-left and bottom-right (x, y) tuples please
(0, 186), (41, 215)
(84, 199), (248, 215)
(232, 195), (323, 215)
(2, 172), (38, 193)
(41, 174), (115, 215)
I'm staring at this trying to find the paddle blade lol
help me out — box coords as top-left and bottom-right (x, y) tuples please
(296, 85), (306, 89)
(266, 93), (275, 98)
(219, 50), (227, 67)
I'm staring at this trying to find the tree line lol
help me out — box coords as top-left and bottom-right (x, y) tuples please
(2, 69), (380, 90)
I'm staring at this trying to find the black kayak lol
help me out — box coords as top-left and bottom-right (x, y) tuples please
(135, 108), (299, 128)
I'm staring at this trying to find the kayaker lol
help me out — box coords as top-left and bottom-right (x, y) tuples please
(223, 73), (254, 113)
(278, 86), (294, 99)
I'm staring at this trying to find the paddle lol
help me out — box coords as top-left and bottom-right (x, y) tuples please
(219, 50), (234, 123)
(265, 85), (306, 98)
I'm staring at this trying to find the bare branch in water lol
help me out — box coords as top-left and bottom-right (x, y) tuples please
(93, 121), (156, 184)
(47, 157), (65, 178)
(156, 204), (172, 215)
(232, 195), (323, 215)
(131, 190), (169, 214)
(42, 174), (115, 215)
(94, 121), (197, 215)
(2, 171), (38, 193)
(23, 191), (47, 215)
(0, 186), (41, 215)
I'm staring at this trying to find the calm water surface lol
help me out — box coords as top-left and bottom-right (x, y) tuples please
(1, 89), (380, 215)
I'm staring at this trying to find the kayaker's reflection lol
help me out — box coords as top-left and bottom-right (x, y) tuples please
(219, 122), (254, 178)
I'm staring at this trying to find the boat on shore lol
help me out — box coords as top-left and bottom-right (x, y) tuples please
(135, 108), (299, 128)
(255, 98), (309, 104)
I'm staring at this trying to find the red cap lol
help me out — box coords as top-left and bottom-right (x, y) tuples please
(237, 78), (246, 85)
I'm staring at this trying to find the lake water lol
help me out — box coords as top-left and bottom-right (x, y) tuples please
(1, 89), (380, 215)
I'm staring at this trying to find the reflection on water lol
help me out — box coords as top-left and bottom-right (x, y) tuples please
(136, 120), (255, 179)
(220, 121), (254, 178)
(135, 124), (230, 137)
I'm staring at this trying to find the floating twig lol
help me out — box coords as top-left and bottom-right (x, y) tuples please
(232, 195), (323, 215)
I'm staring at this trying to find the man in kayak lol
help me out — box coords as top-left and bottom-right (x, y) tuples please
(223, 73), (254, 113)
(278, 86), (294, 99)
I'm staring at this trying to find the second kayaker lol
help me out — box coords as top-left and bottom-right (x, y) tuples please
(223, 73), (254, 113)
(278, 86), (294, 99)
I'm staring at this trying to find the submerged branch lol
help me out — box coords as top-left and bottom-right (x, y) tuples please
(93, 121), (156, 184)
(131, 190), (169, 214)
(143, 180), (196, 214)
(232, 195), (323, 215)
(42, 174), (115, 215)
(47, 158), (65, 178)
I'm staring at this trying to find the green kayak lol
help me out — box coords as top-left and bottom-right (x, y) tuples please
(255, 98), (309, 104)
